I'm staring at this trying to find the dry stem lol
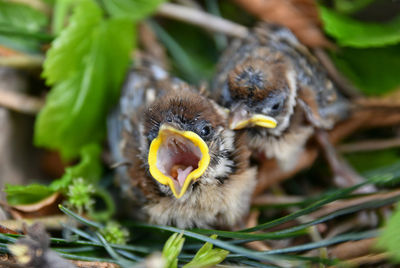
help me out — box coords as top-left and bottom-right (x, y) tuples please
(0, 88), (44, 114)
(157, 3), (248, 38)
(0, 55), (44, 69)
(338, 137), (400, 153)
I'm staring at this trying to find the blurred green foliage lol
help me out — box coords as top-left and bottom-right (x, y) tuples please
(330, 45), (400, 95)
(320, 6), (400, 47)
(377, 204), (400, 262)
(0, 0), (49, 53)
(153, 20), (218, 84)
(346, 149), (400, 173)
(333, 0), (375, 14)
(319, 4), (400, 96)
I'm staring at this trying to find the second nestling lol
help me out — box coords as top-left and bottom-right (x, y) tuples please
(212, 23), (349, 171)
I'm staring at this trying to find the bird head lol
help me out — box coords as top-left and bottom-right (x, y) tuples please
(225, 55), (297, 135)
(142, 92), (228, 199)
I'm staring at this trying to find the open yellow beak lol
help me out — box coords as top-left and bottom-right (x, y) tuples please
(148, 125), (210, 198)
(229, 113), (277, 130)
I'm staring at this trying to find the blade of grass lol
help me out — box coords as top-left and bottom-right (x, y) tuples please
(59, 252), (118, 263)
(130, 223), (281, 262)
(0, 233), (17, 243)
(61, 222), (98, 242)
(54, 246), (97, 253)
(242, 179), (375, 232)
(237, 260), (280, 268)
(263, 230), (378, 255)
(50, 237), (151, 253)
(59, 205), (102, 229)
(116, 249), (143, 262)
(194, 191), (400, 240)
(148, 20), (198, 82)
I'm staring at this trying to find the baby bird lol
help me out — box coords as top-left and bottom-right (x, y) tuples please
(108, 56), (256, 229)
(212, 23), (348, 170)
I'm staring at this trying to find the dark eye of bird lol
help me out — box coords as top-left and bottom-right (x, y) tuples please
(272, 102), (281, 111)
(200, 125), (211, 138)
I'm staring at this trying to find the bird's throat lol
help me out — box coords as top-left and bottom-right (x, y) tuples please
(148, 125), (210, 198)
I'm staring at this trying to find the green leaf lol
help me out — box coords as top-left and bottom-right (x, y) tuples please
(162, 233), (185, 268)
(333, 0), (375, 14)
(42, 0), (102, 85)
(36, 0), (134, 158)
(102, 0), (166, 21)
(320, 6), (400, 47)
(5, 184), (54, 205)
(52, 0), (76, 35)
(0, 1), (48, 32)
(330, 45), (400, 95)
(0, 0), (49, 53)
(377, 204), (400, 263)
(50, 143), (102, 191)
(183, 235), (229, 268)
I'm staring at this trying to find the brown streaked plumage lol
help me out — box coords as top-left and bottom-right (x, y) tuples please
(108, 57), (256, 229)
(212, 23), (349, 170)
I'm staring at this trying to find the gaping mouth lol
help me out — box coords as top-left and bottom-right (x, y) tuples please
(229, 113), (277, 130)
(148, 125), (210, 198)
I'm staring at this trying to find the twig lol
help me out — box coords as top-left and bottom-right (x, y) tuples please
(328, 238), (377, 260)
(252, 195), (304, 206)
(313, 48), (362, 99)
(156, 3), (248, 38)
(175, 0), (203, 9)
(244, 210), (271, 251)
(309, 189), (400, 219)
(356, 94), (400, 108)
(0, 88), (44, 114)
(71, 260), (119, 268)
(0, 215), (69, 231)
(343, 253), (388, 267)
(0, 55), (44, 69)
(338, 137), (400, 153)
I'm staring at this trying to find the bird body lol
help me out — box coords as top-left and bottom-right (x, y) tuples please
(212, 23), (348, 170)
(108, 57), (256, 229)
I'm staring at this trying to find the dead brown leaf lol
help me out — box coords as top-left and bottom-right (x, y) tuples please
(0, 224), (19, 235)
(233, 0), (332, 48)
(9, 193), (63, 219)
